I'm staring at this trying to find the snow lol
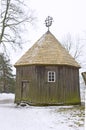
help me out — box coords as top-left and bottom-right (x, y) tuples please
(0, 93), (15, 100)
(80, 82), (85, 103)
(0, 93), (15, 104)
(0, 103), (85, 130)
(0, 83), (85, 130)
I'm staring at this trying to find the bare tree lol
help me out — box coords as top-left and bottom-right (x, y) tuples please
(0, 0), (35, 51)
(62, 33), (84, 61)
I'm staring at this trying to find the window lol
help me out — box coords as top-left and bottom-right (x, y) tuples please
(48, 71), (56, 82)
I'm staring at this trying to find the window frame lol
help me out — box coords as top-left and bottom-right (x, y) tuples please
(48, 71), (56, 82)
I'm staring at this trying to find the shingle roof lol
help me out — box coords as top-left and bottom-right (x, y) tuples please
(14, 31), (80, 68)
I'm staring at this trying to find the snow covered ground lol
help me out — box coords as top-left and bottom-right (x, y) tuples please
(0, 83), (85, 130)
(0, 103), (85, 130)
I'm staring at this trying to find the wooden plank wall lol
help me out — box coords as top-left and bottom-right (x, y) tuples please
(82, 72), (86, 85)
(15, 65), (81, 105)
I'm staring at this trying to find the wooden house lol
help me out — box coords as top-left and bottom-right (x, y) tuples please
(82, 72), (86, 85)
(14, 30), (81, 105)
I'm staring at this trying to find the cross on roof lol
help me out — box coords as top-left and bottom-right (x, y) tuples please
(45, 16), (53, 31)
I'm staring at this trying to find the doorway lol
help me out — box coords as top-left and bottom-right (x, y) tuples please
(21, 80), (29, 99)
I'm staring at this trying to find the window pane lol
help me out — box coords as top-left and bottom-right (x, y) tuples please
(49, 72), (51, 76)
(49, 75), (51, 78)
(49, 76), (51, 79)
(52, 75), (54, 78)
(49, 78), (52, 81)
(52, 78), (54, 81)
(52, 72), (54, 76)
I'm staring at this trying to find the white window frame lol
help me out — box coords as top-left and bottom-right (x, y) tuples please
(48, 71), (56, 82)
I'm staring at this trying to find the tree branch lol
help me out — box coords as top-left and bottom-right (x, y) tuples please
(0, 0), (11, 44)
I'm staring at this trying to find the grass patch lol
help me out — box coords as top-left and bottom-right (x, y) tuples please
(55, 105), (85, 128)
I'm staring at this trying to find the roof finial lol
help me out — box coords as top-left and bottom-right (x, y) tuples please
(45, 16), (53, 31)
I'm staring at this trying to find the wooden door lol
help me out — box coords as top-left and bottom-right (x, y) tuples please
(21, 80), (29, 99)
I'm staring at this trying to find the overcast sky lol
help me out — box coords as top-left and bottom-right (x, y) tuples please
(30, 0), (86, 34)
(10, 0), (86, 73)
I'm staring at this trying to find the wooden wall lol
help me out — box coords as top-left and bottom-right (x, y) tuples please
(15, 65), (81, 105)
(82, 72), (86, 85)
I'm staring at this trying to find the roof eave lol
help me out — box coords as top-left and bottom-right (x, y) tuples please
(14, 63), (80, 68)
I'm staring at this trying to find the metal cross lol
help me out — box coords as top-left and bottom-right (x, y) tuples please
(45, 16), (53, 31)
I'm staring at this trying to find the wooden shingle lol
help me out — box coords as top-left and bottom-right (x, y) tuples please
(14, 31), (80, 68)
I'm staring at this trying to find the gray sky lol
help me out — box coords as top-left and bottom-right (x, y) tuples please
(9, 0), (86, 73)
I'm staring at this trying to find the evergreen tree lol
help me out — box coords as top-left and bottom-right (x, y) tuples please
(0, 53), (15, 93)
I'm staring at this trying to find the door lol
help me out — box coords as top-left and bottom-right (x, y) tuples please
(21, 80), (29, 99)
